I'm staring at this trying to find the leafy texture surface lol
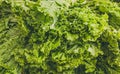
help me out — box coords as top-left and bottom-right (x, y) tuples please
(0, 0), (120, 74)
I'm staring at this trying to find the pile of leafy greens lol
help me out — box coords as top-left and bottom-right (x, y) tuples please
(0, 0), (120, 74)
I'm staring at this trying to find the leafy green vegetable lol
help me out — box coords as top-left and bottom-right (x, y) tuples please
(0, 0), (120, 74)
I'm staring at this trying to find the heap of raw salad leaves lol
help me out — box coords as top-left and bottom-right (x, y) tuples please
(0, 0), (120, 74)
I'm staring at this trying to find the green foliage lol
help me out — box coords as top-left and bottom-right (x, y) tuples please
(0, 0), (120, 74)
